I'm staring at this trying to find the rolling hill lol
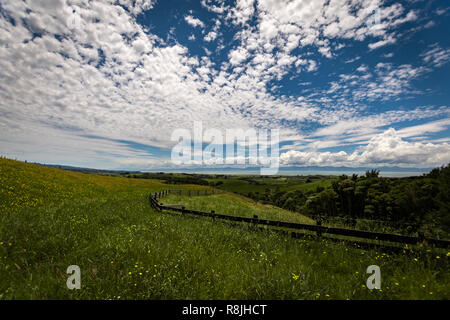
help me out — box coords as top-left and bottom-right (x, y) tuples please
(0, 158), (448, 299)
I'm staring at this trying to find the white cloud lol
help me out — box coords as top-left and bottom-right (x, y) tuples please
(118, 0), (156, 15)
(358, 128), (450, 166)
(356, 65), (368, 72)
(436, 8), (449, 16)
(229, 48), (249, 65)
(231, 0), (256, 25)
(0, 0), (324, 165)
(421, 44), (450, 67)
(218, 0), (420, 101)
(368, 36), (396, 50)
(345, 56), (361, 63)
(397, 118), (450, 138)
(312, 107), (449, 138)
(184, 15), (205, 28)
(0, 0), (447, 170)
(201, 0), (229, 14)
(317, 63), (429, 104)
(280, 129), (450, 167)
(423, 21), (435, 29)
(204, 31), (218, 42)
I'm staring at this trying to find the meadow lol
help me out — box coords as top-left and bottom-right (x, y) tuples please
(205, 175), (333, 195)
(160, 192), (315, 225)
(0, 158), (448, 299)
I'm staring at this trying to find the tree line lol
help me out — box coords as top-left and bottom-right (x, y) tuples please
(246, 165), (450, 237)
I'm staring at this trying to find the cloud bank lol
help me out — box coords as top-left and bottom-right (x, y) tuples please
(0, 0), (448, 169)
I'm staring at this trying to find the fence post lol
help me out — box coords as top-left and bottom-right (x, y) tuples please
(181, 206), (185, 216)
(149, 193), (153, 209)
(317, 220), (322, 237)
(250, 215), (258, 230)
(211, 210), (215, 221)
(418, 232), (425, 245)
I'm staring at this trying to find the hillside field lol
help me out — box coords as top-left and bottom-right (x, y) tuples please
(0, 158), (448, 299)
(206, 176), (334, 194)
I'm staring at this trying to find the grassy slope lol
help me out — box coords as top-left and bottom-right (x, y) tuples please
(208, 177), (332, 195)
(0, 159), (448, 299)
(161, 193), (314, 224)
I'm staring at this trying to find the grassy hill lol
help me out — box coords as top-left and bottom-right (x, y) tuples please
(161, 192), (314, 225)
(206, 175), (333, 195)
(0, 158), (448, 299)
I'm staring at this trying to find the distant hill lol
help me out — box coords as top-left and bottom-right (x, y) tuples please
(24, 161), (433, 177)
(35, 163), (142, 175)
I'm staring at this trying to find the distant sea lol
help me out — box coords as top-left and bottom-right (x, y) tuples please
(144, 166), (431, 177)
(276, 170), (428, 178)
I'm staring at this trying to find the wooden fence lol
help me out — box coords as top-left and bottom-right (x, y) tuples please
(149, 190), (450, 249)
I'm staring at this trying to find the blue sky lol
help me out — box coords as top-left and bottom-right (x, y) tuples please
(0, 0), (449, 170)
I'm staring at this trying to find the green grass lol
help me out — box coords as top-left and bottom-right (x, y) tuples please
(160, 193), (314, 224)
(0, 158), (448, 299)
(207, 176), (333, 195)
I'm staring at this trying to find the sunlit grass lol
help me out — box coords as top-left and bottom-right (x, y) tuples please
(161, 193), (314, 224)
(207, 177), (332, 195)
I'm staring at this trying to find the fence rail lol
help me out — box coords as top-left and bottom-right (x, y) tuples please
(148, 190), (450, 249)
